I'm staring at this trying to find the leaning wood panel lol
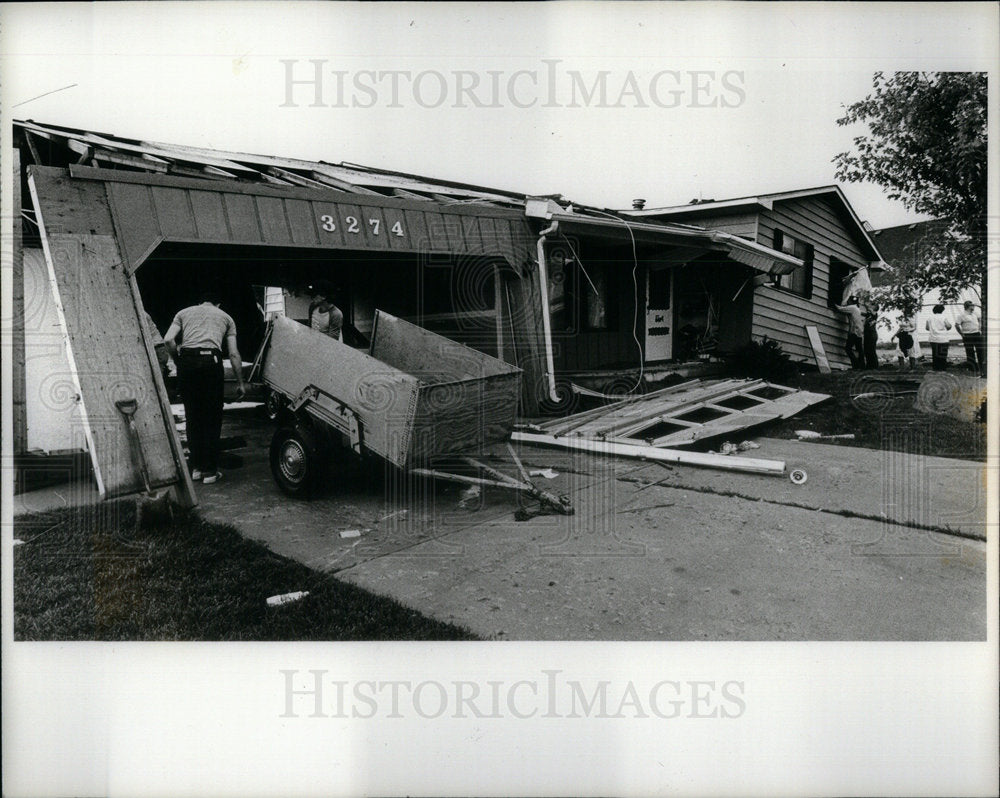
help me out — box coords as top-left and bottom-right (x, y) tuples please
(262, 316), (421, 468)
(38, 232), (182, 496)
(26, 167), (118, 237)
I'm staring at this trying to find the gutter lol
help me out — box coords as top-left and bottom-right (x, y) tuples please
(535, 219), (561, 403)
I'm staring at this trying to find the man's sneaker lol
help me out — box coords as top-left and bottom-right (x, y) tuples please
(202, 471), (222, 485)
(191, 469), (203, 481)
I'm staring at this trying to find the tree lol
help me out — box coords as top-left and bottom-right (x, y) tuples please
(834, 72), (987, 318)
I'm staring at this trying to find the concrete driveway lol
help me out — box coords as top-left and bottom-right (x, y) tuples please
(189, 408), (988, 641)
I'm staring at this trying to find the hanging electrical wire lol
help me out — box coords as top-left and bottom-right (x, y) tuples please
(574, 209), (645, 394)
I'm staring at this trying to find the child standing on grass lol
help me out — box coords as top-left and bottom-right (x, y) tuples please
(892, 319), (918, 370)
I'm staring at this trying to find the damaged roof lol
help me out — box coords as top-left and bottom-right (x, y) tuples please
(622, 184), (887, 265)
(14, 118), (802, 274)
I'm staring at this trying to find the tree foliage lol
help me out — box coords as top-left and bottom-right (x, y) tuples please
(834, 72), (987, 316)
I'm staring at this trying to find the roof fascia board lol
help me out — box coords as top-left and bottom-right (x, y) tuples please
(63, 164), (528, 219)
(625, 197), (772, 216)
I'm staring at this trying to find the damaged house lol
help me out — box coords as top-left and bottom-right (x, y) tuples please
(10, 119), (816, 501)
(624, 187), (887, 370)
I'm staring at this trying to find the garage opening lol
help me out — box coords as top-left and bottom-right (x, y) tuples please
(135, 241), (517, 364)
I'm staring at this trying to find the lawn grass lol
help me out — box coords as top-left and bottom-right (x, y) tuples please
(755, 368), (987, 461)
(13, 502), (479, 641)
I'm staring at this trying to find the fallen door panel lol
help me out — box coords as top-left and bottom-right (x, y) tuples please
(35, 230), (183, 498)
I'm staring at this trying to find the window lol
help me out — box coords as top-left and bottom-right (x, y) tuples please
(546, 252), (617, 332)
(827, 258), (852, 308)
(772, 229), (814, 299)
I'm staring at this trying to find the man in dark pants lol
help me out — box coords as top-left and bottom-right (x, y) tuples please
(862, 305), (880, 369)
(164, 291), (245, 484)
(835, 297), (866, 369)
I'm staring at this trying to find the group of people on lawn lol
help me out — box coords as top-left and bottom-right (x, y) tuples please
(835, 295), (985, 376)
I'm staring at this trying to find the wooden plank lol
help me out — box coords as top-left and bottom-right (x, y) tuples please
(12, 149), (27, 453)
(28, 179), (183, 502)
(805, 325), (832, 374)
(512, 432), (786, 475)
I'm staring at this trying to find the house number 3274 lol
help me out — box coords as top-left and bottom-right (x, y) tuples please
(319, 214), (405, 237)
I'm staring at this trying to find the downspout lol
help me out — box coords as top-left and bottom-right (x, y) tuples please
(536, 220), (561, 402)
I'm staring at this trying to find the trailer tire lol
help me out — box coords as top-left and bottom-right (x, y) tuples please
(263, 387), (289, 423)
(270, 425), (324, 497)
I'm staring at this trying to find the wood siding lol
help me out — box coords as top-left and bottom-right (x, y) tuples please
(752, 197), (870, 368)
(673, 211), (757, 240)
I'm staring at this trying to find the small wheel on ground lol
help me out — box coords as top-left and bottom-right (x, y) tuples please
(263, 387), (289, 423)
(269, 425), (324, 497)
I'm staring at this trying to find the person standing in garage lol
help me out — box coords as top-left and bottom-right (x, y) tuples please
(165, 290), (245, 484)
(308, 282), (344, 341)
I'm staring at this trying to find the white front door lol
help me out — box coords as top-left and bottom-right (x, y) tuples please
(645, 267), (673, 362)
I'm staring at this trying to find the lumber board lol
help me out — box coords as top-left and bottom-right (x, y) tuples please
(805, 325), (832, 374)
(512, 432), (786, 475)
(32, 228), (181, 497)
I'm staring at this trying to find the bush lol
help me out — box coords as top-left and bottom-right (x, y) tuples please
(725, 337), (798, 381)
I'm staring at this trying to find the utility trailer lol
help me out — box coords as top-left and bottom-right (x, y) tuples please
(250, 312), (573, 516)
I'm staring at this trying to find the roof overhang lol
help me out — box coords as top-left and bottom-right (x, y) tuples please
(536, 210), (802, 275)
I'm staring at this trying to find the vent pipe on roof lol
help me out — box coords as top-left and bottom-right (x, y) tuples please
(632, 198), (646, 210)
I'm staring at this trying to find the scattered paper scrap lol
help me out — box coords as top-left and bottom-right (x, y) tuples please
(12, 539), (24, 546)
(339, 529), (369, 539)
(266, 591), (309, 607)
(378, 509), (409, 523)
(528, 468), (559, 479)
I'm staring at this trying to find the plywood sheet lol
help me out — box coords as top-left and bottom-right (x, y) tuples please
(36, 232), (182, 496)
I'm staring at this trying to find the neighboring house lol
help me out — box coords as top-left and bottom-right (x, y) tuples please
(624, 186), (887, 370)
(869, 220), (981, 344)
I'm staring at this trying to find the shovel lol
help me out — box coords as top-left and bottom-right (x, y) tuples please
(115, 398), (174, 527)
